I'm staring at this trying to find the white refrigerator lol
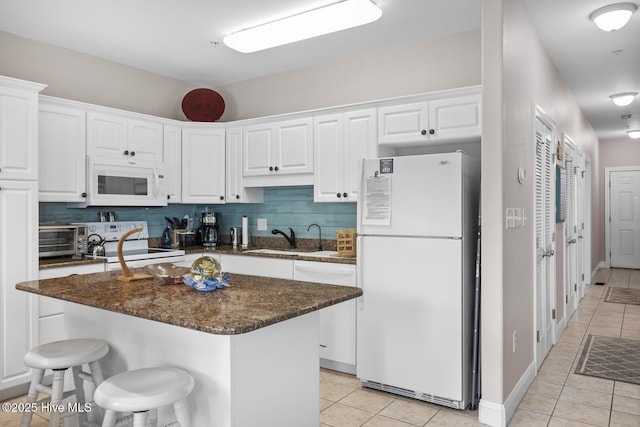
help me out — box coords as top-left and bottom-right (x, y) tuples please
(356, 152), (480, 409)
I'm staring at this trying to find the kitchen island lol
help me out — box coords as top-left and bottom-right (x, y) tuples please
(16, 269), (361, 426)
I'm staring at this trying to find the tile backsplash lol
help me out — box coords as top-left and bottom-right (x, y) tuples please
(39, 186), (356, 240)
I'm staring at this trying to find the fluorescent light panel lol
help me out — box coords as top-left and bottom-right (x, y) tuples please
(590, 3), (637, 31)
(610, 92), (638, 106)
(223, 0), (382, 53)
(628, 130), (640, 139)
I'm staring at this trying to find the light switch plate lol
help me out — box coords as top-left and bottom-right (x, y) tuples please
(257, 218), (267, 231)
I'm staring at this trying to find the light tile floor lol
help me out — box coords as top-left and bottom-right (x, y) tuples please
(320, 268), (640, 426)
(3, 268), (640, 426)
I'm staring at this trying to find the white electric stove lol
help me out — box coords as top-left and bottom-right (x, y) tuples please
(74, 221), (185, 270)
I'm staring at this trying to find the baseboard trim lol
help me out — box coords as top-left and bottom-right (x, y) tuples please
(478, 361), (535, 427)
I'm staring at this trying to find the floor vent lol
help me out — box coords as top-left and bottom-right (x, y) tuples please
(360, 380), (464, 409)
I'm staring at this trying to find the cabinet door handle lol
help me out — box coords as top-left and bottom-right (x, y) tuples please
(81, 192), (87, 198)
(421, 129), (427, 135)
(219, 195), (225, 200)
(336, 193), (341, 198)
(130, 151), (135, 156)
(235, 195), (240, 200)
(274, 166), (279, 171)
(269, 166), (274, 171)
(343, 192), (348, 198)
(429, 129), (435, 135)
(124, 150), (129, 155)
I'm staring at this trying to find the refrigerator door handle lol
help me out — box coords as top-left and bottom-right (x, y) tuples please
(356, 235), (363, 310)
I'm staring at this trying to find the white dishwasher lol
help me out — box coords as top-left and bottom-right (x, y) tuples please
(293, 260), (357, 374)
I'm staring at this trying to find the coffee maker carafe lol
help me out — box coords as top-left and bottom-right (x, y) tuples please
(199, 211), (219, 248)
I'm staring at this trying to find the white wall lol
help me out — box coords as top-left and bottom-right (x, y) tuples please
(480, 0), (600, 424)
(218, 30), (481, 120)
(0, 31), (198, 120)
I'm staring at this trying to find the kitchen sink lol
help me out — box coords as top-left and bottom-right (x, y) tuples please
(245, 249), (338, 258)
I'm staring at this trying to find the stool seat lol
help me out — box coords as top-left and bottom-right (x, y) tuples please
(95, 367), (195, 413)
(24, 338), (109, 369)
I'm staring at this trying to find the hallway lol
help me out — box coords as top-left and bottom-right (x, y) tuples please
(510, 268), (640, 426)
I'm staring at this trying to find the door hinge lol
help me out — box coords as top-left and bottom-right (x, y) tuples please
(566, 295), (569, 304)
(552, 309), (556, 319)
(575, 283), (577, 292)
(582, 171), (585, 178)
(536, 330), (541, 343)
(582, 273), (585, 281)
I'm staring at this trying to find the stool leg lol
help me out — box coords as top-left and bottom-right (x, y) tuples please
(132, 412), (147, 427)
(88, 360), (105, 421)
(71, 365), (88, 426)
(146, 408), (157, 427)
(101, 409), (117, 427)
(20, 368), (44, 427)
(49, 369), (66, 427)
(172, 399), (190, 427)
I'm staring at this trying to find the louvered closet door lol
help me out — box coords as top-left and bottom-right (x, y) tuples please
(575, 150), (586, 301)
(564, 141), (577, 317)
(534, 115), (555, 369)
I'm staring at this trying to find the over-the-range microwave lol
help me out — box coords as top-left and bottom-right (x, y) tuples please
(69, 156), (168, 208)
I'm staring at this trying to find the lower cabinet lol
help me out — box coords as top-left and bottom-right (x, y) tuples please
(38, 263), (105, 345)
(293, 261), (357, 374)
(220, 254), (294, 279)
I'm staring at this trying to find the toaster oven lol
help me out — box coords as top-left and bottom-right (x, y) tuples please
(38, 224), (88, 258)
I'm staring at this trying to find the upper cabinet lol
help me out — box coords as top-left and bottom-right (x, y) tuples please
(377, 93), (481, 147)
(0, 76), (46, 181)
(163, 124), (182, 204)
(226, 126), (263, 203)
(314, 109), (376, 203)
(243, 117), (313, 187)
(87, 111), (163, 163)
(38, 98), (87, 202)
(181, 125), (226, 204)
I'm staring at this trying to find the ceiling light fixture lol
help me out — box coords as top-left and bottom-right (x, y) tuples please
(590, 3), (637, 31)
(628, 130), (640, 139)
(610, 92), (638, 106)
(223, 0), (383, 53)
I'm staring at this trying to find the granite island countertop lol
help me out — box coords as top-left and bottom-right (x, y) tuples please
(16, 269), (361, 335)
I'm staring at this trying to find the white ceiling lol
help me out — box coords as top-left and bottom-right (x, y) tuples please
(1, 0), (637, 140)
(521, 0), (640, 140)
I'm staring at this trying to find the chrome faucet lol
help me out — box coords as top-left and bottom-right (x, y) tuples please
(272, 228), (296, 249)
(307, 223), (322, 251)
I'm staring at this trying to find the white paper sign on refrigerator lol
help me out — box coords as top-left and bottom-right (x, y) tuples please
(362, 175), (391, 225)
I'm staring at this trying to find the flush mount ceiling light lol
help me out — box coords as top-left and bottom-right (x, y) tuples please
(223, 0), (383, 53)
(628, 130), (640, 139)
(590, 3), (637, 31)
(610, 92), (638, 106)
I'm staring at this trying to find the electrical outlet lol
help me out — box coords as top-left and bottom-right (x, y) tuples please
(257, 218), (267, 231)
(512, 331), (517, 353)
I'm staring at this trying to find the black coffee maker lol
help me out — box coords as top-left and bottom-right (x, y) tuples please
(199, 211), (219, 248)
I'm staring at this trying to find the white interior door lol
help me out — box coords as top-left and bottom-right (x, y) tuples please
(534, 111), (556, 369)
(575, 149), (586, 300)
(610, 170), (640, 268)
(564, 138), (577, 318)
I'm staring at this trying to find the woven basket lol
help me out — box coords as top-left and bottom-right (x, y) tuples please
(336, 229), (357, 258)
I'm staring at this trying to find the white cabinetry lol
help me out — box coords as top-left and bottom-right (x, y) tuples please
(38, 98), (87, 202)
(378, 93), (481, 146)
(87, 111), (163, 163)
(163, 124), (182, 203)
(0, 181), (39, 395)
(220, 254), (293, 279)
(0, 76), (44, 396)
(181, 126), (226, 204)
(314, 109), (376, 203)
(38, 263), (105, 345)
(293, 261), (357, 374)
(0, 78), (44, 181)
(226, 127), (263, 203)
(243, 117), (313, 187)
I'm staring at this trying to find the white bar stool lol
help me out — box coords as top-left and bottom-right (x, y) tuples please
(94, 367), (194, 427)
(20, 338), (109, 427)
